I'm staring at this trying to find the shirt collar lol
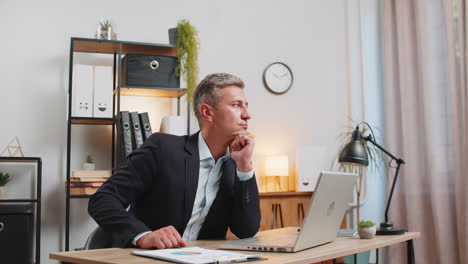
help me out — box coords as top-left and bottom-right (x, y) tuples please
(198, 132), (230, 162)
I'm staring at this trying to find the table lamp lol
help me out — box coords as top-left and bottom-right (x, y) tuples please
(339, 124), (406, 235)
(265, 155), (289, 192)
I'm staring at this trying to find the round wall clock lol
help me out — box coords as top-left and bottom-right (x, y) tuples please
(263, 62), (293, 94)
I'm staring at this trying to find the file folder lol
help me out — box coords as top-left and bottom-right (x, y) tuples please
(120, 111), (133, 157)
(72, 64), (93, 117)
(93, 66), (113, 118)
(139, 112), (152, 141)
(130, 112), (144, 149)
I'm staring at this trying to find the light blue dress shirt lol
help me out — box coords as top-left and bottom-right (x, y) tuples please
(132, 133), (253, 245)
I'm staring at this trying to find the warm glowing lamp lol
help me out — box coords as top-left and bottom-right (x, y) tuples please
(265, 155), (289, 192)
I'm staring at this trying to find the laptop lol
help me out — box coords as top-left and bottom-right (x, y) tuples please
(219, 171), (358, 253)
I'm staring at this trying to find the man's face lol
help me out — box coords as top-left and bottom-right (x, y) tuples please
(210, 85), (251, 137)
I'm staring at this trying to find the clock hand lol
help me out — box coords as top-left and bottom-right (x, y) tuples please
(280, 71), (290, 78)
(271, 71), (280, 79)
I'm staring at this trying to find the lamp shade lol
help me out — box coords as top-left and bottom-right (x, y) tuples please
(265, 155), (289, 176)
(338, 128), (369, 166)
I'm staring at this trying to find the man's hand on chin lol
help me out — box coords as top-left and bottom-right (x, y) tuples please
(230, 134), (254, 172)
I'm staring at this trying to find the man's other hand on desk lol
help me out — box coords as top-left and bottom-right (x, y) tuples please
(136, 226), (188, 249)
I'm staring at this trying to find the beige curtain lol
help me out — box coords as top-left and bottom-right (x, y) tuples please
(383, 0), (467, 263)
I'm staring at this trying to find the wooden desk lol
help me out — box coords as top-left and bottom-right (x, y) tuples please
(50, 232), (420, 264)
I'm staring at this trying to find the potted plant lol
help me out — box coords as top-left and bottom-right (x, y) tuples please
(96, 19), (115, 40)
(172, 19), (199, 103)
(358, 220), (376, 239)
(83, 154), (95, 170)
(0, 171), (11, 199)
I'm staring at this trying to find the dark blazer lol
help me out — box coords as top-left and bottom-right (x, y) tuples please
(88, 132), (261, 247)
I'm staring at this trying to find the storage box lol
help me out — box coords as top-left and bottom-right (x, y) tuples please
(0, 204), (34, 263)
(121, 54), (180, 87)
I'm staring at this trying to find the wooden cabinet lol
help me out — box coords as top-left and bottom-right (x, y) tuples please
(259, 192), (312, 231)
(0, 157), (42, 264)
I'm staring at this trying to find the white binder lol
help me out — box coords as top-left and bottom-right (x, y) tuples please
(93, 66), (113, 118)
(72, 64), (94, 117)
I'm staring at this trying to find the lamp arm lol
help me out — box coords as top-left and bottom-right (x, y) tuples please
(364, 135), (405, 223)
(364, 136), (404, 164)
(384, 162), (402, 222)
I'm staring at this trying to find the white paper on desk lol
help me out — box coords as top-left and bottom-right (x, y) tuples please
(132, 246), (262, 264)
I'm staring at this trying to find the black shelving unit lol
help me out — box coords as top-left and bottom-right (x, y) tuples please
(0, 156), (42, 264)
(65, 37), (190, 250)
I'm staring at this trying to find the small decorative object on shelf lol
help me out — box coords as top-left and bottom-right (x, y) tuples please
(0, 171), (11, 199)
(83, 153), (95, 170)
(358, 220), (376, 239)
(168, 27), (178, 45)
(96, 19), (116, 40)
(1, 136), (24, 157)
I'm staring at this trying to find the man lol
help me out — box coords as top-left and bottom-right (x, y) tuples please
(88, 73), (260, 249)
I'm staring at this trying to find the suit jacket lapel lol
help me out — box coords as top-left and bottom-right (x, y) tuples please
(183, 132), (200, 227)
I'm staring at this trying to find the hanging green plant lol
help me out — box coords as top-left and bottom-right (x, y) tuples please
(175, 19), (199, 104)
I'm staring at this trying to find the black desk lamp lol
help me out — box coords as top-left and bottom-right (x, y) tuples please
(339, 124), (406, 235)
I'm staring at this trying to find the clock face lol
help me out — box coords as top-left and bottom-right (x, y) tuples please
(263, 62), (293, 94)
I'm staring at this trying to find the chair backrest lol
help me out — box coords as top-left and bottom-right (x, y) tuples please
(83, 226), (113, 250)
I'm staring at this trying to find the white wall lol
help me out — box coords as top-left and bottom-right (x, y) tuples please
(0, 0), (372, 262)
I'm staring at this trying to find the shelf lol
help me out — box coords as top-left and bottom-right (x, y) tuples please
(70, 117), (117, 125)
(0, 157), (41, 163)
(69, 194), (93, 199)
(119, 86), (186, 98)
(72, 37), (177, 56)
(0, 199), (38, 203)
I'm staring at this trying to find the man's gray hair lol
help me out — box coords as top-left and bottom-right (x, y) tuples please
(193, 73), (245, 120)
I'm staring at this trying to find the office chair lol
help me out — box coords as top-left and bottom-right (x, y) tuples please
(83, 226), (113, 250)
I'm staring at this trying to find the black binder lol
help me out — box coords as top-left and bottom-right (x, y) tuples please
(139, 112), (153, 141)
(130, 112), (144, 149)
(120, 111), (133, 157)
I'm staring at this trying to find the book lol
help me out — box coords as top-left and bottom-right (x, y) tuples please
(139, 112), (152, 141)
(130, 112), (144, 149)
(132, 247), (264, 264)
(69, 186), (100, 195)
(68, 182), (103, 187)
(70, 177), (109, 182)
(72, 170), (112, 177)
(71, 170), (111, 182)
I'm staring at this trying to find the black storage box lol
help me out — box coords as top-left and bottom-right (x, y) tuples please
(121, 54), (180, 88)
(0, 204), (34, 263)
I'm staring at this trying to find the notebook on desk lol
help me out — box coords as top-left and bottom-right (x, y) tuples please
(219, 171), (358, 253)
